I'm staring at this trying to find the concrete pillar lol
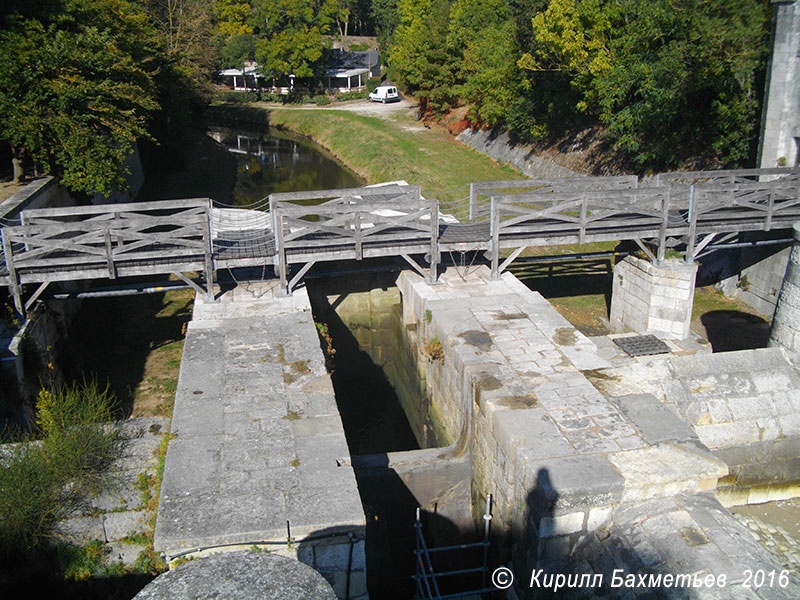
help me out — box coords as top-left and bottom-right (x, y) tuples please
(769, 223), (800, 353)
(758, 0), (800, 169)
(610, 256), (698, 340)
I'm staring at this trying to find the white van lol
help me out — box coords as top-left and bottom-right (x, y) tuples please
(369, 85), (400, 103)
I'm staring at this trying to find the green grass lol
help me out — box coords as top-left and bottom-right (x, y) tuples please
(263, 107), (525, 199)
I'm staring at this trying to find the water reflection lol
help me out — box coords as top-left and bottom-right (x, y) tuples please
(207, 125), (362, 206)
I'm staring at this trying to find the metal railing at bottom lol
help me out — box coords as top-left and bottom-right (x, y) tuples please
(413, 494), (499, 600)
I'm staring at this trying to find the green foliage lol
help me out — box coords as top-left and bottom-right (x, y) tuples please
(519, 0), (771, 168)
(387, 0), (771, 168)
(0, 380), (120, 555)
(373, 0), (400, 47)
(252, 0), (346, 78)
(337, 90), (369, 101)
(0, 8), (160, 195)
(214, 0), (254, 36)
(220, 33), (257, 69)
(313, 94), (332, 105)
(216, 90), (261, 103)
(390, 0), (457, 110)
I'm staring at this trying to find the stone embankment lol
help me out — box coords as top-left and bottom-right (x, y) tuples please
(456, 128), (579, 180)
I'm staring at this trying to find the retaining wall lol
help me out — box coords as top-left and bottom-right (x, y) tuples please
(456, 128), (579, 179)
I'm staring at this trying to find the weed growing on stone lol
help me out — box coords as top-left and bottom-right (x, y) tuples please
(315, 321), (336, 360)
(282, 409), (303, 421)
(423, 338), (444, 362)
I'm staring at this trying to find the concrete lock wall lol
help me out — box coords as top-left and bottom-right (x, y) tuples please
(395, 268), (799, 597)
(609, 256), (697, 340)
(396, 269), (630, 564)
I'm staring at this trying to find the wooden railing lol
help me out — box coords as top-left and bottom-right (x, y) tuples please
(269, 185), (438, 293)
(486, 173), (800, 276)
(469, 176), (638, 222)
(1, 199), (214, 310)
(2, 168), (800, 309)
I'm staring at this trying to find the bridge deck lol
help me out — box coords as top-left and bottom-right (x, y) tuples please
(1, 168), (799, 309)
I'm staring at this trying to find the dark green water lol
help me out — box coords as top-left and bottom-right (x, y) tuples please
(207, 125), (362, 205)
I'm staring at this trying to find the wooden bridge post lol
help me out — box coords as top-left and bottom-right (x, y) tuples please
(684, 185), (698, 263)
(469, 183), (476, 222)
(490, 196), (501, 280)
(427, 199), (439, 283)
(202, 201), (215, 302)
(270, 195), (290, 295)
(1, 230), (23, 316)
(656, 188), (670, 263)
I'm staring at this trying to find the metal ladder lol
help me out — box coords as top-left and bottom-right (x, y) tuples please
(413, 494), (498, 599)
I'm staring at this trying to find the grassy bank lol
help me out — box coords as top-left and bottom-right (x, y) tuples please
(259, 106), (525, 199)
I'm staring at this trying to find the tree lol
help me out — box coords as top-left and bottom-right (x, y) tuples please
(0, 6), (160, 194)
(213, 0), (254, 35)
(251, 0), (345, 79)
(390, 0), (456, 109)
(514, 0), (771, 168)
(142, 0), (218, 97)
(220, 33), (257, 69)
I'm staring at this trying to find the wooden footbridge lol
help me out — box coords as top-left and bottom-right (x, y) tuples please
(2, 168), (799, 315)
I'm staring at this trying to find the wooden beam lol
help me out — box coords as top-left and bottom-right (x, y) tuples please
(400, 254), (427, 279)
(287, 260), (317, 294)
(24, 281), (50, 313)
(497, 246), (527, 276)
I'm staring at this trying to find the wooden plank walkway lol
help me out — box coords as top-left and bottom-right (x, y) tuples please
(1, 168), (800, 313)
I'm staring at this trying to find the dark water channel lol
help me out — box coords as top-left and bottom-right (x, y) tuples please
(207, 125), (362, 205)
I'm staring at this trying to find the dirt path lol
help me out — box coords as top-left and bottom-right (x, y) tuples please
(268, 97), (418, 119)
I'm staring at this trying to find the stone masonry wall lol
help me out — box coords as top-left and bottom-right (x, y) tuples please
(610, 256), (697, 339)
(396, 269), (735, 587)
(397, 267), (797, 598)
(456, 128), (580, 180)
(588, 347), (800, 506)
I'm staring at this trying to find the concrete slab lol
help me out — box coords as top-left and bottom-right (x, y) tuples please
(154, 282), (365, 560)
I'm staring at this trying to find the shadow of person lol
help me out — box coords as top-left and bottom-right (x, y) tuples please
(523, 468), (560, 570)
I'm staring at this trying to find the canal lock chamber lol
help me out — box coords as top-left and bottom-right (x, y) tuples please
(306, 271), (482, 599)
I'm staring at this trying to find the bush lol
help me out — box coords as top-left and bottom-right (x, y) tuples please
(215, 90), (260, 104)
(259, 92), (287, 103)
(312, 94), (331, 106)
(337, 90), (369, 102)
(367, 77), (381, 93)
(0, 380), (120, 555)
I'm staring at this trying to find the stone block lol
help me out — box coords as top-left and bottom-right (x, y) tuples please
(586, 506), (613, 531)
(608, 443), (727, 501)
(538, 534), (573, 561)
(612, 394), (698, 444)
(493, 408), (573, 460)
(538, 512), (585, 537)
(314, 540), (353, 570)
(778, 412), (800, 435)
(694, 421), (761, 450)
(726, 397), (767, 421)
(523, 454), (624, 515)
